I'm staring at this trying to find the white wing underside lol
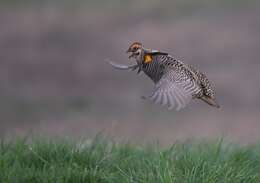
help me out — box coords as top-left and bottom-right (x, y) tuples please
(149, 70), (201, 111)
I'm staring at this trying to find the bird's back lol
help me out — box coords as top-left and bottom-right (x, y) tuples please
(186, 64), (216, 98)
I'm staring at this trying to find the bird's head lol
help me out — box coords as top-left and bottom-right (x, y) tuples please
(126, 42), (143, 61)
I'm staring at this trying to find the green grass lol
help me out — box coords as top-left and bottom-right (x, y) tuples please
(1, 137), (260, 183)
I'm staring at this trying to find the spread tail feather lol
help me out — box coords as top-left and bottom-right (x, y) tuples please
(200, 95), (220, 108)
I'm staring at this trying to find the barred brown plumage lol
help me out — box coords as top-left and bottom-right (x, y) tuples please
(108, 42), (220, 110)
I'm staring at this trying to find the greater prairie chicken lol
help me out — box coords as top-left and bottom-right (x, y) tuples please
(107, 42), (220, 110)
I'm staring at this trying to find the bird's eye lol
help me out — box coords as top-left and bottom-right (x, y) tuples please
(134, 46), (140, 51)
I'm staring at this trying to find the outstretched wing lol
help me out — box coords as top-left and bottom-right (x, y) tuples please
(149, 69), (201, 111)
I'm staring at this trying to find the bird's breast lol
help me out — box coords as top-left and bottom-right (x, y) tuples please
(141, 62), (165, 83)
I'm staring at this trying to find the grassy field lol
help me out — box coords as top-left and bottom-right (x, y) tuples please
(1, 137), (260, 183)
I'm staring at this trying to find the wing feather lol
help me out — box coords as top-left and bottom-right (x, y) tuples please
(161, 93), (168, 106)
(149, 69), (201, 110)
(154, 91), (162, 104)
(166, 92), (175, 110)
(174, 88), (185, 109)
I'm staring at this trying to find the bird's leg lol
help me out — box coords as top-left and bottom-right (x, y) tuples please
(137, 65), (142, 74)
(131, 64), (139, 71)
(134, 62), (142, 74)
(141, 91), (154, 100)
(141, 95), (147, 100)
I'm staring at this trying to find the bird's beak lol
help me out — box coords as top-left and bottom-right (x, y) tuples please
(128, 53), (135, 59)
(126, 48), (131, 53)
(126, 48), (134, 59)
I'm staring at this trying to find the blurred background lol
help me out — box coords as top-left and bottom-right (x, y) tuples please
(0, 0), (260, 144)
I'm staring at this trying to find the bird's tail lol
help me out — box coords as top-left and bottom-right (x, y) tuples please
(200, 95), (220, 108)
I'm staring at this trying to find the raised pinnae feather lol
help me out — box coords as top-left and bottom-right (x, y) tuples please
(105, 59), (139, 71)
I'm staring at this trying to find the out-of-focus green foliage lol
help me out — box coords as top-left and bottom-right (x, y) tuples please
(1, 137), (260, 182)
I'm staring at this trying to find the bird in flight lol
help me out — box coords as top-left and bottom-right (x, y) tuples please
(107, 42), (220, 111)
